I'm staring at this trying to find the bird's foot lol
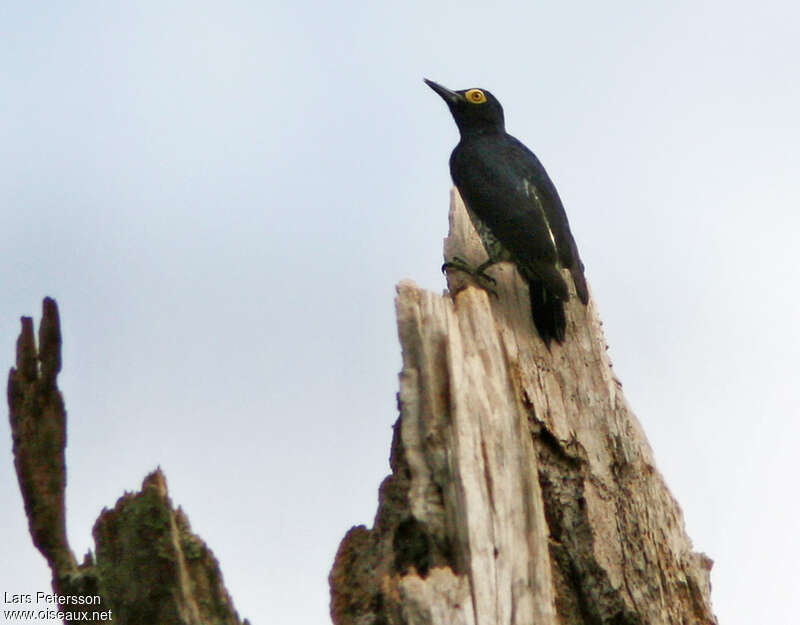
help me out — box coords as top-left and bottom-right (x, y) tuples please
(442, 256), (499, 298)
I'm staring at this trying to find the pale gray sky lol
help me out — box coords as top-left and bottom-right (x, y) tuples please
(2, 2), (799, 624)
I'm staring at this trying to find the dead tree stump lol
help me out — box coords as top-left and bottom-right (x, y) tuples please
(7, 298), (248, 625)
(329, 190), (716, 625)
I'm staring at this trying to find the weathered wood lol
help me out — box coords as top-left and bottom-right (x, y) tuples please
(7, 299), (248, 625)
(330, 189), (716, 625)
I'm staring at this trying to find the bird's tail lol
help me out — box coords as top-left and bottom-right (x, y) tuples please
(528, 280), (566, 348)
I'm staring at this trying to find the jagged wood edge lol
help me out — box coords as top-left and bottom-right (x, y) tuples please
(7, 299), (248, 625)
(330, 189), (716, 625)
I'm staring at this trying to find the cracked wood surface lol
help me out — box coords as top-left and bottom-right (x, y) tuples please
(330, 189), (716, 625)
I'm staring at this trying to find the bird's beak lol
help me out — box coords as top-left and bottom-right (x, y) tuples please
(424, 78), (463, 106)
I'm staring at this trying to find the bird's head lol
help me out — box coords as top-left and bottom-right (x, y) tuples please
(424, 79), (505, 135)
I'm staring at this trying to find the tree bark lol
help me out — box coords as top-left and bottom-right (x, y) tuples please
(330, 189), (716, 625)
(7, 298), (248, 625)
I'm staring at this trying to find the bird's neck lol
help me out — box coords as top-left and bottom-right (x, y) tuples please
(457, 122), (506, 137)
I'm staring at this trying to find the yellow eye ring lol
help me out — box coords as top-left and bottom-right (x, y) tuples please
(465, 89), (487, 104)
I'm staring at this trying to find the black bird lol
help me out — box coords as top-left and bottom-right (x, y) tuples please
(425, 79), (589, 346)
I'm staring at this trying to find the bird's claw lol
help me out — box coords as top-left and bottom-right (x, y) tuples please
(441, 255), (468, 274)
(442, 256), (499, 298)
(443, 257), (497, 284)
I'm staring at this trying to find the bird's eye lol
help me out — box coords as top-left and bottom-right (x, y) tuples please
(465, 89), (487, 104)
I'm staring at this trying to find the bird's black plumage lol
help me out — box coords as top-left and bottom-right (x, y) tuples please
(425, 79), (589, 346)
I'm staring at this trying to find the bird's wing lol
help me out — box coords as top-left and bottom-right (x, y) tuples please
(502, 140), (578, 263)
(502, 137), (589, 303)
